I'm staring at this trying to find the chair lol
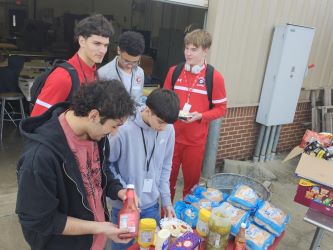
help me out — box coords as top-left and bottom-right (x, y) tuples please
(0, 55), (26, 141)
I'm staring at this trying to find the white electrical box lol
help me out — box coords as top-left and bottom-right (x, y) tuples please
(256, 24), (315, 126)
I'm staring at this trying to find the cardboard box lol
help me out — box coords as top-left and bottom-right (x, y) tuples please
(285, 146), (333, 216)
(294, 179), (333, 216)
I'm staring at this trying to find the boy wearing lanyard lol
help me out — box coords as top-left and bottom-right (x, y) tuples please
(164, 29), (227, 201)
(98, 31), (145, 104)
(107, 89), (179, 250)
(31, 14), (113, 117)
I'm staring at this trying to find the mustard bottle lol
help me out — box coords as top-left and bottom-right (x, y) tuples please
(138, 218), (156, 249)
(196, 208), (211, 237)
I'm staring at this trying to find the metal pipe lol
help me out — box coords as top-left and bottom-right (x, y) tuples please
(270, 125), (282, 160)
(259, 126), (271, 163)
(265, 125), (277, 161)
(253, 124), (266, 162)
(202, 118), (223, 179)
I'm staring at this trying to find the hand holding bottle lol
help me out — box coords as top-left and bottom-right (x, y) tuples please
(100, 222), (131, 243)
(118, 188), (140, 209)
(118, 184), (140, 239)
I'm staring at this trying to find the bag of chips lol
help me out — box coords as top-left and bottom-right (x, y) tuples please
(254, 201), (290, 236)
(228, 185), (260, 210)
(174, 201), (199, 228)
(218, 202), (250, 236)
(245, 222), (275, 250)
(184, 194), (200, 204)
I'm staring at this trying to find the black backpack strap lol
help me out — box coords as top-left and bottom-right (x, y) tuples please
(56, 62), (80, 101)
(205, 64), (214, 109)
(171, 62), (185, 90)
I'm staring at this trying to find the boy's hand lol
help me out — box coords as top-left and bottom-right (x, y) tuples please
(117, 188), (140, 209)
(163, 205), (176, 218)
(101, 222), (132, 243)
(186, 112), (202, 123)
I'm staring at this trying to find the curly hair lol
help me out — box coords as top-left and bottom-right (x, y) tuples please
(71, 80), (135, 123)
(74, 14), (114, 41)
(146, 89), (180, 124)
(118, 31), (145, 56)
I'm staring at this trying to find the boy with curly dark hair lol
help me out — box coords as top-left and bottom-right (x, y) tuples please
(98, 31), (145, 103)
(16, 80), (136, 250)
(31, 14), (114, 117)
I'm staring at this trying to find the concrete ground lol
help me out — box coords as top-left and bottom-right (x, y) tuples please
(1, 123), (333, 249)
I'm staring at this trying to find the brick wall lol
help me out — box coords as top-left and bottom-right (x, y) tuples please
(216, 102), (311, 164)
(276, 102), (312, 152)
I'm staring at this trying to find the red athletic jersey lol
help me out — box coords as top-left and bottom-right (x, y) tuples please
(31, 53), (96, 117)
(164, 65), (227, 145)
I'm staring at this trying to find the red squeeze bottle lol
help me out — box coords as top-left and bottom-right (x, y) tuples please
(234, 222), (246, 250)
(118, 184), (139, 239)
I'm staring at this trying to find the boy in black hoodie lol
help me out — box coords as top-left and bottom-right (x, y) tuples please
(16, 80), (135, 250)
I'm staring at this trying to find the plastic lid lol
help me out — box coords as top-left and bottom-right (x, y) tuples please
(241, 222), (246, 228)
(199, 208), (211, 221)
(158, 229), (171, 238)
(126, 184), (135, 189)
(140, 218), (157, 229)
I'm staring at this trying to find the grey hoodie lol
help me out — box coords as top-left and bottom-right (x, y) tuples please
(108, 107), (175, 210)
(98, 56), (144, 103)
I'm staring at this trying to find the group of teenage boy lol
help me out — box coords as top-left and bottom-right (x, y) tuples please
(15, 14), (227, 250)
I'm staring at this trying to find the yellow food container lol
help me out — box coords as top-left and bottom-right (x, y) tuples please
(206, 207), (231, 250)
(138, 218), (157, 249)
(196, 208), (211, 237)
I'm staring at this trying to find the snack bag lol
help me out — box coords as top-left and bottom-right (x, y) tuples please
(169, 231), (201, 250)
(218, 202), (250, 236)
(174, 201), (199, 228)
(300, 130), (332, 148)
(245, 222), (275, 250)
(184, 194), (200, 204)
(192, 185), (206, 199)
(201, 187), (223, 203)
(254, 201), (290, 236)
(191, 186), (225, 207)
(228, 185), (260, 210)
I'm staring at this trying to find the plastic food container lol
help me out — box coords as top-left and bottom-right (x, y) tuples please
(138, 218), (156, 249)
(196, 208), (211, 237)
(206, 207), (232, 250)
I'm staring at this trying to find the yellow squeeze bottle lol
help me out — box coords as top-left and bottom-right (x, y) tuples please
(196, 208), (211, 237)
(138, 218), (157, 249)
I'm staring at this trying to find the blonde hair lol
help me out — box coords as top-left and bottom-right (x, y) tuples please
(184, 29), (212, 49)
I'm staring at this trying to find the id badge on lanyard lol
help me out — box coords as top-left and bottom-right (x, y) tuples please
(182, 70), (202, 112)
(183, 102), (192, 112)
(143, 179), (153, 193)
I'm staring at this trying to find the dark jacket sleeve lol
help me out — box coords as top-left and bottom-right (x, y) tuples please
(16, 146), (67, 236)
(101, 138), (124, 200)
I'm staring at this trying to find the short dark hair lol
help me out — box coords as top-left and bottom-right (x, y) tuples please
(118, 31), (145, 56)
(72, 80), (135, 123)
(74, 14), (114, 41)
(146, 89), (180, 124)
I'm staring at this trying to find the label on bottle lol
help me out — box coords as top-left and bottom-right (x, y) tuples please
(196, 219), (208, 236)
(207, 231), (221, 247)
(140, 231), (154, 243)
(119, 213), (136, 232)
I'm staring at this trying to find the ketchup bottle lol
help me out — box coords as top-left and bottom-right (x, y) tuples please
(118, 184), (139, 239)
(234, 222), (246, 250)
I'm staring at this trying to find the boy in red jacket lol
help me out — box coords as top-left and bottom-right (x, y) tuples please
(164, 29), (227, 200)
